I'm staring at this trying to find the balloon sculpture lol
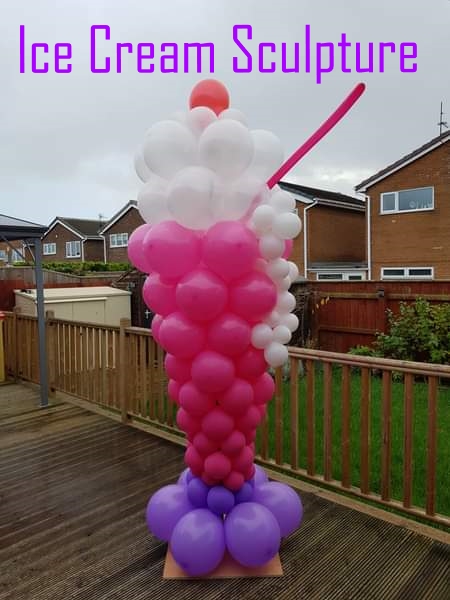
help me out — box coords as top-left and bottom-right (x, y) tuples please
(128, 79), (366, 576)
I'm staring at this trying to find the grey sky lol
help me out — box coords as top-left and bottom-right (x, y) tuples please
(1, 0), (449, 226)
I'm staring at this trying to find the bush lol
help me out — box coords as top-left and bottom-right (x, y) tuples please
(42, 261), (130, 275)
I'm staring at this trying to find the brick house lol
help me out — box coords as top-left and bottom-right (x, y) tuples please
(0, 239), (27, 265)
(278, 182), (367, 281)
(355, 131), (450, 281)
(99, 201), (144, 263)
(42, 217), (105, 263)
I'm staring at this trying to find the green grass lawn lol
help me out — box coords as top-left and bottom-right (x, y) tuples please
(256, 365), (450, 517)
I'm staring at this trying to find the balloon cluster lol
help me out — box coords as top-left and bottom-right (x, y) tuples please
(146, 465), (302, 576)
(128, 79), (304, 576)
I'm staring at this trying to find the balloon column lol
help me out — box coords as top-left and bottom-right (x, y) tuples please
(128, 78), (366, 576)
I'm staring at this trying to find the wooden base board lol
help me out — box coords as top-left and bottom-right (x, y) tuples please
(163, 550), (283, 579)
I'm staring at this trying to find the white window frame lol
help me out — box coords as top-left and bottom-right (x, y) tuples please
(66, 240), (81, 258)
(380, 186), (434, 215)
(0, 250), (6, 260)
(109, 233), (129, 248)
(43, 243), (56, 255)
(381, 266), (434, 280)
(316, 272), (366, 282)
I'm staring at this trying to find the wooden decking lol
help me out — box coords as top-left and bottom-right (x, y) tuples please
(1, 384), (449, 600)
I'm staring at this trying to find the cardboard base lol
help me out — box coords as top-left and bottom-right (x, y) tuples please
(163, 549), (283, 579)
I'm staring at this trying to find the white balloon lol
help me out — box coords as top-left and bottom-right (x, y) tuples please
(218, 109), (248, 126)
(259, 234), (285, 260)
(198, 119), (254, 179)
(251, 324), (274, 349)
(248, 130), (284, 180)
(143, 120), (197, 179)
(221, 176), (266, 221)
(170, 111), (188, 124)
(137, 175), (170, 224)
(288, 261), (300, 282)
(186, 107), (217, 137)
(167, 166), (220, 230)
(273, 325), (292, 345)
(272, 213), (302, 239)
(269, 190), (296, 213)
(278, 275), (292, 291)
(265, 310), (281, 328)
(266, 258), (290, 280)
(134, 149), (152, 183)
(264, 342), (289, 368)
(277, 291), (297, 314)
(281, 313), (299, 333)
(251, 204), (276, 233)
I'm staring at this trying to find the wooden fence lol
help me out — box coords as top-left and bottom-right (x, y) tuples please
(3, 310), (450, 528)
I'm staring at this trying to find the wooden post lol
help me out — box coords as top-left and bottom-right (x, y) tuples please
(46, 310), (56, 398)
(376, 288), (387, 334)
(119, 318), (131, 424)
(13, 307), (21, 381)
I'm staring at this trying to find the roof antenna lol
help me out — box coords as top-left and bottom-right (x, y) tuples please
(98, 213), (106, 222)
(438, 101), (448, 135)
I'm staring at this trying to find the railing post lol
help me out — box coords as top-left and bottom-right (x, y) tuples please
(46, 310), (56, 398)
(119, 318), (131, 424)
(13, 307), (21, 381)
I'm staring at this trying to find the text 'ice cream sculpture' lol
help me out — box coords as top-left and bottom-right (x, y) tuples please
(128, 79), (365, 576)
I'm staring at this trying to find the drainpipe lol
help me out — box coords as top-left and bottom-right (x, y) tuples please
(303, 200), (318, 279)
(365, 194), (371, 281)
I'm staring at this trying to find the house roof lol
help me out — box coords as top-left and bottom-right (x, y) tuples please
(278, 181), (365, 210)
(355, 130), (450, 192)
(46, 217), (105, 240)
(99, 201), (137, 235)
(0, 214), (47, 241)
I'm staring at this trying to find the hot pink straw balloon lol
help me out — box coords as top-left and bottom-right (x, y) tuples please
(266, 83), (366, 189)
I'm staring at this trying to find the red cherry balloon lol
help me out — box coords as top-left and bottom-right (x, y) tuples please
(189, 79), (230, 115)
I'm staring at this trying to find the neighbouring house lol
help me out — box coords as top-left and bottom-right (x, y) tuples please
(0, 239), (27, 265)
(41, 217), (105, 263)
(278, 181), (367, 281)
(355, 131), (450, 281)
(98, 201), (144, 263)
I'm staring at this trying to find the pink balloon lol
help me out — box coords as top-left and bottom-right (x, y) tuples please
(168, 379), (181, 404)
(220, 379), (254, 417)
(202, 473), (220, 486)
(245, 463), (256, 480)
(176, 269), (228, 322)
(229, 272), (277, 323)
(164, 354), (192, 384)
(237, 405), (263, 431)
(235, 347), (268, 380)
(193, 432), (219, 456)
(233, 445), (254, 473)
(179, 382), (215, 417)
(207, 313), (251, 357)
(224, 471), (245, 491)
(127, 224), (153, 273)
(185, 444), (204, 476)
(159, 312), (206, 358)
(282, 239), (293, 259)
(245, 430), (256, 444)
(143, 221), (201, 280)
(204, 452), (232, 480)
(191, 351), (235, 393)
(150, 314), (163, 342)
(221, 430), (246, 456)
(253, 373), (275, 405)
(202, 408), (235, 442)
(142, 273), (177, 316)
(257, 404), (267, 420)
(203, 221), (259, 282)
(176, 408), (201, 437)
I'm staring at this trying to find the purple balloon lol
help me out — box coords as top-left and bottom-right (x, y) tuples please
(187, 478), (210, 507)
(224, 502), (281, 567)
(253, 482), (303, 537)
(207, 486), (235, 515)
(234, 482), (253, 504)
(170, 509), (226, 576)
(146, 484), (193, 542)
(252, 465), (269, 488)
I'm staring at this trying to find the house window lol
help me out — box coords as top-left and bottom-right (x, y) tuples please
(380, 187), (434, 214)
(381, 267), (433, 280)
(11, 250), (22, 262)
(43, 243), (56, 255)
(110, 233), (129, 247)
(0, 250), (6, 260)
(66, 240), (81, 258)
(316, 272), (365, 281)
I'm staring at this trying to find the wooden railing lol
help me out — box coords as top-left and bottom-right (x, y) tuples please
(3, 311), (450, 528)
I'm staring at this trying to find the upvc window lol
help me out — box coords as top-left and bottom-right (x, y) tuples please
(317, 272), (365, 281)
(43, 243), (56, 255)
(381, 267), (433, 280)
(380, 187), (434, 214)
(110, 233), (128, 247)
(66, 240), (81, 258)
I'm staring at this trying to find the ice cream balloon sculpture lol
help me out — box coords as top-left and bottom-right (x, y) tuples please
(127, 79), (365, 576)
